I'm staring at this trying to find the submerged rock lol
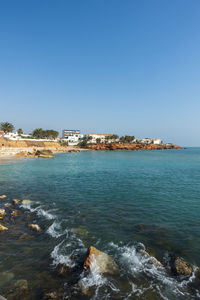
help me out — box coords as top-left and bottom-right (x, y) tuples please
(12, 199), (20, 205)
(0, 224), (8, 231)
(84, 246), (119, 275)
(35, 150), (54, 158)
(171, 256), (193, 276)
(0, 195), (7, 199)
(11, 210), (19, 217)
(28, 224), (42, 232)
(19, 233), (34, 240)
(0, 271), (15, 286)
(56, 264), (71, 277)
(0, 209), (6, 218)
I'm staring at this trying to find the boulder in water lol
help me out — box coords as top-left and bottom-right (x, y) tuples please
(84, 246), (119, 275)
(0, 296), (7, 300)
(12, 199), (20, 205)
(35, 150), (54, 158)
(28, 224), (42, 232)
(0, 195), (6, 199)
(171, 256), (193, 276)
(0, 224), (8, 231)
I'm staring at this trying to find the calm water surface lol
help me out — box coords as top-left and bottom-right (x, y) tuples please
(0, 148), (200, 299)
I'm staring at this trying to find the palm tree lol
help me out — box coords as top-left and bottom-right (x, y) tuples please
(17, 128), (23, 136)
(0, 122), (14, 133)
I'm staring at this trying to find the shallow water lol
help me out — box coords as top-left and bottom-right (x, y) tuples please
(0, 149), (200, 299)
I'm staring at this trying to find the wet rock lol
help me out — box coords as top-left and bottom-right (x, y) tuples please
(0, 195), (7, 199)
(35, 150), (54, 158)
(84, 246), (119, 275)
(21, 199), (32, 205)
(28, 224), (42, 232)
(195, 268), (200, 280)
(42, 291), (58, 299)
(14, 279), (28, 291)
(0, 209), (6, 218)
(12, 199), (20, 205)
(4, 203), (11, 208)
(0, 271), (15, 286)
(0, 295), (7, 300)
(11, 210), (19, 217)
(19, 233), (34, 240)
(171, 256), (193, 276)
(71, 226), (88, 238)
(0, 224), (8, 231)
(9, 279), (29, 299)
(139, 249), (163, 267)
(56, 264), (71, 277)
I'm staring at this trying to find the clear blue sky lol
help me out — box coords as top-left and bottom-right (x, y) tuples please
(0, 0), (200, 146)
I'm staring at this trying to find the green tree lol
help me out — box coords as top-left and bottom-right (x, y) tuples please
(0, 122), (14, 133)
(96, 138), (101, 144)
(32, 128), (44, 139)
(32, 128), (59, 139)
(17, 128), (23, 136)
(120, 135), (135, 144)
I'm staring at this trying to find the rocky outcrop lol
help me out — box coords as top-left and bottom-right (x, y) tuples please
(28, 224), (42, 232)
(84, 143), (180, 151)
(35, 149), (54, 158)
(84, 246), (119, 275)
(0, 138), (67, 158)
(171, 256), (193, 276)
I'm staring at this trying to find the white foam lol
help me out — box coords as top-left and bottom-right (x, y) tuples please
(47, 221), (64, 238)
(21, 201), (55, 220)
(51, 240), (75, 267)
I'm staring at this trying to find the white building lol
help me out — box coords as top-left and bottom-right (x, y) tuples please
(88, 133), (113, 144)
(62, 129), (83, 145)
(137, 138), (162, 145)
(153, 138), (162, 145)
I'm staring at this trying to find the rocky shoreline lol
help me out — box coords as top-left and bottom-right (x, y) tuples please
(83, 143), (181, 151)
(0, 194), (199, 299)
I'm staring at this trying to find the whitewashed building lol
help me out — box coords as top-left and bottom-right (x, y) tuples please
(137, 138), (162, 145)
(88, 133), (113, 144)
(62, 129), (83, 145)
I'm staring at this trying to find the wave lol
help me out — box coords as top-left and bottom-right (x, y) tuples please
(21, 200), (55, 220)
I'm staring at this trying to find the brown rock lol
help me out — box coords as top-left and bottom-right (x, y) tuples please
(35, 150), (54, 158)
(11, 210), (19, 217)
(0, 224), (8, 231)
(12, 199), (20, 205)
(139, 249), (163, 267)
(84, 246), (119, 275)
(0, 195), (7, 199)
(0, 209), (6, 218)
(28, 224), (42, 232)
(172, 257), (193, 276)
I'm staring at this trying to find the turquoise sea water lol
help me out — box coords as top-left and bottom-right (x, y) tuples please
(0, 148), (200, 299)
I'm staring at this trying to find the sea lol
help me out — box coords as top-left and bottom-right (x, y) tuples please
(0, 148), (200, 299)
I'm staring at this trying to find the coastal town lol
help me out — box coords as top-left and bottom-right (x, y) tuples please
(0, 122), (180, 159)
